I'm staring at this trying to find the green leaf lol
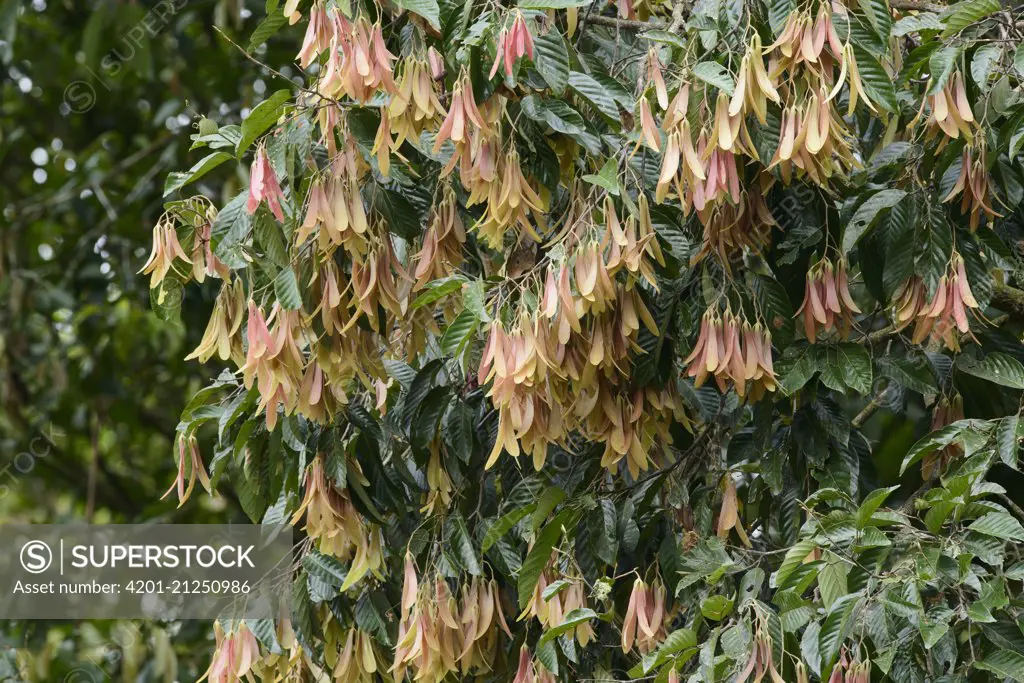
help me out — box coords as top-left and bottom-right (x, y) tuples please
(701, 594), (735, 620)
(163, 151), (233, 197)
(752, 274), (795, 347)
(640, 30), (688, 50)
(482, 503), (537, 552)
(237, 89), (291, 157)
(538, 608), (598, 643)
(892, 12), (944, 36)
(393, 0), (441, 28)
(919, 608), (952, 648)
(440, 0), (473, 50)
(976, 650), (1024, 681)
(996, 415), (1019, 468)
(900, 419), (990, 474)
(1008, 113), (1024, 158)
(191, 124), (242, 152)
(590, 499), (619, 566)
(776, 344), (819, 395)
(302, 550), (348, 588)
(535, 638), (559, 674)
(801, 621), (822, 677)
(290, 578), (320, 648)
(691, 61), (735, 96)
(941, 0), (1000, 37)
(582, 157), (619, 195)
(354, 592), (392, 646)
(877, 355), (938, 395)
(448, 513), (483, 575)
(771, 539), (816, 588)
(819, 344), (873, 395)
(819, 594), (860, 678)
(533, 29), (569, 94)
(842, 189), (907, 252)
(969, 512), (1024, 542)
(956, 352), (1024, 390)
(542, 578), (573, 601)
(411, 275), (467, 309)
(852, 45), (898, 111)
(384, 360), (416, 388)
(917, 210), (953, 290)
(532, 488), (566, 530)
(150, 278), (184, 322)
(521, 95), (585, 135)
(246, 619), (282, 654)
(274, 268), (302, 310)
(769, 0), (796, 35)
(440, 308), (479, 356)
(634, 628), (698, 675)
(971, 44), (1003, 91)
(855, 0), (892, 43)
(870, 141), (916, 172)
(255, 213), (288, 265)
(411, 385), (449, 455)
(463, 279), (488, 321)
(446, 403), (475, 463)
(817, 553), (849, 609)
(403, 360), (442, 427)
(568, 71), (628, 121)
(248, 11), (287, 51)
(211, 191), (252, 269)
(927, 46), (960, 94)
(518, 509), (575, 609)
(369, 184), (425, 241)
(856, 486), (900, 528)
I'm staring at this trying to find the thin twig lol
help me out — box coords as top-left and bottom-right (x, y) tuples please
(626, 419), (717, 492)
(998, 493), (1024, 522)
(852, 390), (885, 428)
(585, 14), (666, 29)
(213, 27), (315, 97)
(890, 0), (946, 11)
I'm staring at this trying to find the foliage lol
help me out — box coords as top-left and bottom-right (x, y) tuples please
(0, 0), (301, 678)
(104, 0), (1024, 678)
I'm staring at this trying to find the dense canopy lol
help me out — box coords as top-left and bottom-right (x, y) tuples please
(12, 0), (1024, 678)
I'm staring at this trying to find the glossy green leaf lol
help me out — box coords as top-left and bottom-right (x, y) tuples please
(533, 29), (569, 94)
(941, 0), (1000, 37)
(163, 151), (233, 197)
(237, 89), (291, 157)
(956, 352), (1024, 390)
(842, 190), (907, 252)
(691, 61), (735, 96)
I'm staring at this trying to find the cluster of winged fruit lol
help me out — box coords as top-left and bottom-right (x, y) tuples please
(149, 0), (1020, 677)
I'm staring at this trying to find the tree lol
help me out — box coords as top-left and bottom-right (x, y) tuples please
(154, 0), (1024, 679)
(0, 0), (292, 678)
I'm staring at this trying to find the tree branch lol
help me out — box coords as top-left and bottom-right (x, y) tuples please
(890, 0), (947, 11)
(992, 282), (1024, 318)
(584, 14), (666, 29)
(999, 492), (1024, 522)
(625, 419), (718, 492)
(852, 393), (883, 429)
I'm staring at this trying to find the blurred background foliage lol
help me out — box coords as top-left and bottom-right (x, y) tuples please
(0, 0), (302, 678)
